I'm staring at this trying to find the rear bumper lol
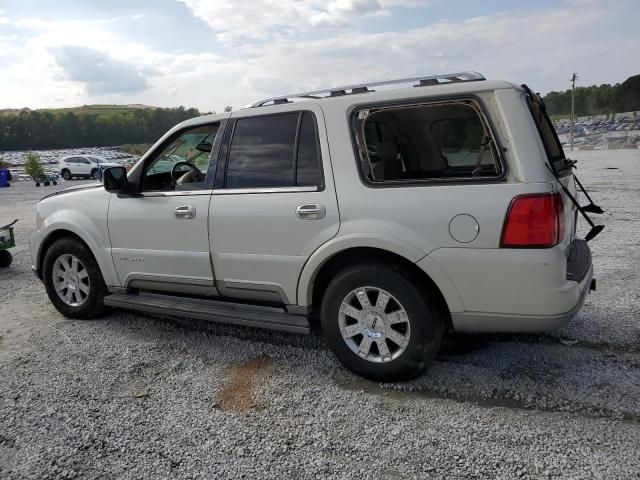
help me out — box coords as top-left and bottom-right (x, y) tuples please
(424, 239), (594, 332)
(451, 262), (593, 332)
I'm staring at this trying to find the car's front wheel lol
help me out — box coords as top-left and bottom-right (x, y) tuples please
(321, 263), (444, 381)
(42, 237), (107, 319)
(90, 168), (99, 179)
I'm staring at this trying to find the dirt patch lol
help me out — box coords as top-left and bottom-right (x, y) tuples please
(216, 355), (271, 413)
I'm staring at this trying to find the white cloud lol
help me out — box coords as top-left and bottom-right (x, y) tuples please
(0, 0), (637, 114)
(177, 0), (426, 43)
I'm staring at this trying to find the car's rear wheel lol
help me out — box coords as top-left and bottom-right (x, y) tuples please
(43, 237), (107, 319)
(321, 262), (444, 381)
(61, 169), (71, 180)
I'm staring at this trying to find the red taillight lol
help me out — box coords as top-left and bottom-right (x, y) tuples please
(501, 192), (565, 248)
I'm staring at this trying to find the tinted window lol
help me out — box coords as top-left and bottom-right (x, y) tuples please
(226, 113), (298, 188)
(296, 112), (322, 186)
(525, 93), (567, 171)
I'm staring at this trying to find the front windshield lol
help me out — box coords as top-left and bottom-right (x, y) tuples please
(87, 156), (105, 164)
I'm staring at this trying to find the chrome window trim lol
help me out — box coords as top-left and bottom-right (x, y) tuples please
(212, 186), (319, 195)
(139, 190), (214, 197)
(138, 185), (320, 197)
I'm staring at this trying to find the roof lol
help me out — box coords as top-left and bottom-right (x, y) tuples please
(246, 71), (519, 109)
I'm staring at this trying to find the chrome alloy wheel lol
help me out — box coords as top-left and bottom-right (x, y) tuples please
(52, 254), (90, 307)
(338, 286), (411, 363)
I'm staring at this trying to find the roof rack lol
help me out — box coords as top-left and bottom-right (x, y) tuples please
(247, 71), (485, 108)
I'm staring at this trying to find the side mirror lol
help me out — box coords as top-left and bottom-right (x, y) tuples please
(103, 166), (130, 192)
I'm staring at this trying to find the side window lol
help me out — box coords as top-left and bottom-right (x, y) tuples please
(296, 112), (322, 186)
(356, 101), (501, 183)
(226, 113), (297, 188)
(225, 111), (323, 189)
(142, 123), (219, 192)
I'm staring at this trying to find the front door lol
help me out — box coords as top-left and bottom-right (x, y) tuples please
(210, 105), (339, 304)
(108, 121), (223, 293)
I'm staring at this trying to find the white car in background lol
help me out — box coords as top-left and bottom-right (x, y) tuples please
(58, 155), (120, 180)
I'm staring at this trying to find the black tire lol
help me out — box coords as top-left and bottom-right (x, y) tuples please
(35, 182), (40, 187)
(42, 237), (107, 319)
(52, 180), (57, 186)
(321, 262), (444, 382)
(61, 170), (71, 181)
(90, 169), (99, 179)
(0, 250), (12, 268)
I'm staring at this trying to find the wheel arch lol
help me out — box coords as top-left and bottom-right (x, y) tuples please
(302, 245), (457, 331)
(37, 227), (117, 286)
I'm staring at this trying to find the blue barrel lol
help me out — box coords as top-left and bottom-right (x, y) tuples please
(0, 169), (8, 188)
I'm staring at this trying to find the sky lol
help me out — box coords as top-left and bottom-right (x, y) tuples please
(0, 0), (638, 113)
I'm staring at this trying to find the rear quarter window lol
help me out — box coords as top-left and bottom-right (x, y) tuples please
(353, 99), (503, 184)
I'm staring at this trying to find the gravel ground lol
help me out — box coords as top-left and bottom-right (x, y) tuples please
(1, 150), (639, 479)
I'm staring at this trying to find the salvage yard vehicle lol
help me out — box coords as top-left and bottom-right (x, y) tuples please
(58, 155), (119, 180)
(34, 173), (58, 187)
(0, 220), (18, 268)
(30, 72), (603, 381)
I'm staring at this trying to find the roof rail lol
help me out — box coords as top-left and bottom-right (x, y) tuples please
(247, 71), (485, 108)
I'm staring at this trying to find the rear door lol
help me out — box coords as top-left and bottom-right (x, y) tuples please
(209, 104), (339, 304)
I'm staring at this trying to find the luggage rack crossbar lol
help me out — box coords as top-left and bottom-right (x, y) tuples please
(247, 71), (485, 108)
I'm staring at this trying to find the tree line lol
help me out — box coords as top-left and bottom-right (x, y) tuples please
(542, 74), (640, 118)
(0, 106), (202, 151)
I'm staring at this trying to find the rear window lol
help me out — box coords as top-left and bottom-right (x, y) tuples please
(523, 86), (569, 172)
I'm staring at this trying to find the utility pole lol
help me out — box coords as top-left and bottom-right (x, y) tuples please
(570, 72), (578, 151)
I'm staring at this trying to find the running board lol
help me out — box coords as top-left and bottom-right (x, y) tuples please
(103, 293), (311, 334)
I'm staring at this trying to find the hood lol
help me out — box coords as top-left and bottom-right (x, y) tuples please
(40, 183), (103, 201)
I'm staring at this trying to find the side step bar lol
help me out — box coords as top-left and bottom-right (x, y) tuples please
(103, 293), (311, 334)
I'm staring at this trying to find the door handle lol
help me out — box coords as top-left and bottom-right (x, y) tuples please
(175, 205), (196, 219)
(296, 204), (326, 220)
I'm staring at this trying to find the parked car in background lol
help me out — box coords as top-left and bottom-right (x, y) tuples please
(58, 155), (120, 180)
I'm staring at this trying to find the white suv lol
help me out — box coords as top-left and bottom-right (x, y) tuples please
(58, 155), (120, 180)
(31, 72), (602, 380)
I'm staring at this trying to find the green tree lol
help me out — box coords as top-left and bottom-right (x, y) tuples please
(24, 152), (44, 181)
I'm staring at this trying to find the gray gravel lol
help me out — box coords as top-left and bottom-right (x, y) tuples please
(1, 151), (639, 479)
